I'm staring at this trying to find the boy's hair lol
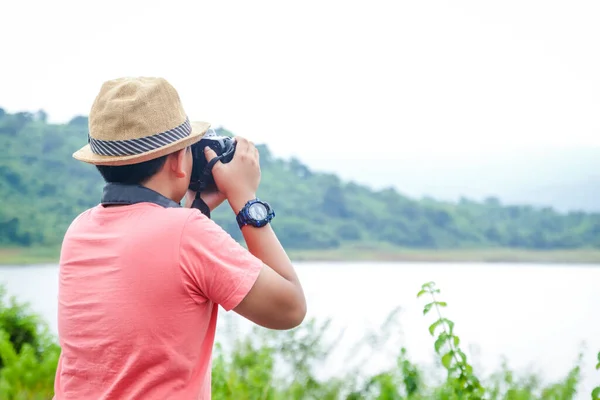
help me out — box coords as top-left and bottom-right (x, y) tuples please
(96, 155), (168, 185)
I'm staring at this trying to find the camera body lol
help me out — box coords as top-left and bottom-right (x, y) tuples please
(188, 130), (236, 192)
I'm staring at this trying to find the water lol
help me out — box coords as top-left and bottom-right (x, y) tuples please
(1, 262), (599, 398)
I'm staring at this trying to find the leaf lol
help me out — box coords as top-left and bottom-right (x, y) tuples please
(441, 351), (454, 369)
(416, 289), (427, 298)
(457, 349), (467, 363)
(592, 387), (600, 400)
(446, 319), (455, 334)
(435, 301), (447, 307)
(434, 333), (449, 353)
(453, 335), (460, 347)
(423, 303), (434, 315)
(429, 319), (443, 336)
(596, 362), (600, 370)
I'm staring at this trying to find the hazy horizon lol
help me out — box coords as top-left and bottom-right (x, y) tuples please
(2, 0), (598, 212)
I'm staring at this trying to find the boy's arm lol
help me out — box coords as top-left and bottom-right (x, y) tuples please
(228, 195), (306, 330)
(183, 136), (307, 330)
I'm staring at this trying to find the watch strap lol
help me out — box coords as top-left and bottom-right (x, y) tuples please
(236, 198), (275, 229)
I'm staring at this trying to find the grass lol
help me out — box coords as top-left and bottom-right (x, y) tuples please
(2, 244), (600, 265)
(0, 247), (61, 265)
(288, 244), (600, 264)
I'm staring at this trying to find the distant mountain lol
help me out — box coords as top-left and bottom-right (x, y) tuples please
(499, 177), (599, 213)
(1, 108), (599, 251)
(295, 147), (600, 212)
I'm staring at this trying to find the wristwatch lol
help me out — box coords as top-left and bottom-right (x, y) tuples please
(236, 198), (275, 229)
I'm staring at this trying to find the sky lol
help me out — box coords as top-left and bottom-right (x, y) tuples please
(1, 0), (599, 205)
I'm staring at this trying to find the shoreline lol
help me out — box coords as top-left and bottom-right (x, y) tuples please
(2, 246), (600, 266)
(289, 247), (600, 264)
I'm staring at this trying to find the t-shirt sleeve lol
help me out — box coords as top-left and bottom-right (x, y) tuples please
(178, 210), (263, 311)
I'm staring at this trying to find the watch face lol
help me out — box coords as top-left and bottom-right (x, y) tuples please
(248, 203), (268, 220)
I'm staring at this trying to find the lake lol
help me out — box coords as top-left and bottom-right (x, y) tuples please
(1, 262), (599, 398)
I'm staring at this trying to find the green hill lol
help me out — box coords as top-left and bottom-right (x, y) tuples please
(1, 109), (599, 263)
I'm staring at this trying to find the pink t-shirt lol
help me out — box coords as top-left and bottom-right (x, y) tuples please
(53, 202), (263, 400)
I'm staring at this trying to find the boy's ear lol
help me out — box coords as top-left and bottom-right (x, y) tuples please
(168, 149), (187, 178)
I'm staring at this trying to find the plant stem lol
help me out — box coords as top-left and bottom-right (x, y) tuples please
(430, 289), (464, 375)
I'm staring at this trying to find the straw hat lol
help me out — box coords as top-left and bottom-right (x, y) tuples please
(73, 76), (210, 166)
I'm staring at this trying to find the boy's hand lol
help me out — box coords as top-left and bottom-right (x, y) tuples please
(204, 136), (260, 211)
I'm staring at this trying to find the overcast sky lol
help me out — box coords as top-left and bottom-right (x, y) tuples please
(2, 0), (599, 201)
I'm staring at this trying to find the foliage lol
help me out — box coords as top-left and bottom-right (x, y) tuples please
(1, 281), (598, 399)
(211, 318), (347, 400)
(0, 286), (60, 400)
(2, 108), (600, 251)
(592, 352), (600, 400)
(416, 281), (590, 400)
(418, 281), (484, 398)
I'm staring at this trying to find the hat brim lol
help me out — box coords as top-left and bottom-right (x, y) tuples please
(72, 121), (211, 166)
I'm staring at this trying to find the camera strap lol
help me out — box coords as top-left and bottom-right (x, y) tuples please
(188, 150), (233, 218)
(100, 152), (233, 218)
(101, 183), (181, 208)
(100, 182), (213, 218)
(195, 155), (224, 192)
(190, 192), (211, 219)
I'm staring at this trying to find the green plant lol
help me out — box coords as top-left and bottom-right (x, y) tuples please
(211, 316), (346, 400)
(0, 281), (594, 399)
(0, 286), (41, 369)
(346, 347), (427, 400)
(482, 354), (583, 400)
(418, 281), (485, 399)
(592, 352), (600, 400)
(0, 285), (60, 400)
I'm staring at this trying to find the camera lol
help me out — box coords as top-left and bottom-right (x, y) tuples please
(188, 128), (236, 192)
